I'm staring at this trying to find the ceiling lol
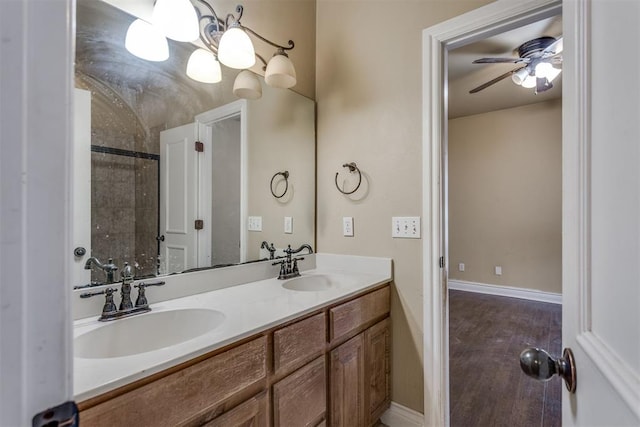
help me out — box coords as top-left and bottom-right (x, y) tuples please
(447, 15), (562, 119)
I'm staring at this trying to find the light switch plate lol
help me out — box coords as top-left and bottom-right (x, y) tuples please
(248, 216), (262, 232)
(343, 217), (354, 237)
(284, 216), (293, 234)
(392, 216), (421, 239)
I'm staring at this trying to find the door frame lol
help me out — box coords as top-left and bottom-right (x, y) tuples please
(421, 0), (562, 425)
(195, 100), (249, 265)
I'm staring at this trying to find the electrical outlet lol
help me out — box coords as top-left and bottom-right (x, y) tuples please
(284, 216), (293, 234)
(248, 216), (262, 232)
(495, 265), (502, 276)
(343, 217), (354, 237)
(458, 263), (465, 272)
(392, 217), (421, 239)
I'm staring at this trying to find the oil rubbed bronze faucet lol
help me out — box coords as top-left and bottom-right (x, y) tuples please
(272, 244), (313, 280)
(84, 256), (119, 284)
(80, 260), (165, 321)
(260, 241), (276, 259)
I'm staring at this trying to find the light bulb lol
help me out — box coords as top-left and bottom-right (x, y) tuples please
(218, 25), (256, 69)
(521, 75), (537, 88)
(152, 0), (199, 42)
(125, 19), (169, 62)
(186, 49), (222, 83)
(521, 75), (537, 89)
(535, 62), (562, 82)
(265, 52), (296, 89)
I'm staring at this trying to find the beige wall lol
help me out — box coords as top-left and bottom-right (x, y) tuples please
(315, 0), (494, 413)
(448, 99), (562, 294)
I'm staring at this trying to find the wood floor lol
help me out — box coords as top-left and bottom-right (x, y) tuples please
(449, 290), (562, 427)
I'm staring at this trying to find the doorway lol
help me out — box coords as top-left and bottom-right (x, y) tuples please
(420, 1), (563, 425)
(446, 22), (563, 423)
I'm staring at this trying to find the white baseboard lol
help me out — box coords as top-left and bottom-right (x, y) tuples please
(448, 279), (562, 304)
(380, 402), (424, 427)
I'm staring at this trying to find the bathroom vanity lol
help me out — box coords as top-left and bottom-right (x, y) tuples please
(73, 254), (392, 426)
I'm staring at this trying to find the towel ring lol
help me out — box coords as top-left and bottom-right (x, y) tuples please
(270, 171), (289, 198)
(335, 162), (362, 195)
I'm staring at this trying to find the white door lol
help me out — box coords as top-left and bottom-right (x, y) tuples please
(159, 123), (198, 274)
(1, 0), (74, 424)
(560, 0), (640, 424)
(423, 1), (640, 425)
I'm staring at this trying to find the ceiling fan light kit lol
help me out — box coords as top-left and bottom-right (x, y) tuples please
(124, 1), (297, 100)
(470, 36), (563, 95)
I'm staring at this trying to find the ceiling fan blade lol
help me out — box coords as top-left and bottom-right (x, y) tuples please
(542, 36), (563, 56)
(473, 57), (528, 64)
(469, 66), (525, 94)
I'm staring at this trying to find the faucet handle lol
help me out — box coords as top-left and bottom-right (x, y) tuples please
(80, 287), (118, 316)
(133, 281), (165, 307)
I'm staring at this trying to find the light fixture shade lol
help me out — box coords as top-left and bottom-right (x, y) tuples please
(152, 0), (199, 42)
(186, 49), (222, 83)
(218, 26), (256, 69)
(125, 19), (169, 62)
(233, 70), (262, 99)
(512, 67), (530, 86)
(265, 53), (296, 88)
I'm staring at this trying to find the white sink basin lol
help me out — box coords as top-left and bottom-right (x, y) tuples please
(282, 274), (335, 292)
(74, 308), (225, 359)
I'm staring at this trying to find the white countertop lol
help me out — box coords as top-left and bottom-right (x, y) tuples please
(73, 254), (392, 402)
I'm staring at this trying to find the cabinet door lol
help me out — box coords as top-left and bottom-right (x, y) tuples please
(330, 334), (366, 427)
(273, 356), (326, 426)
(365, 318), (391, 425)
(204, 391), (268, 427)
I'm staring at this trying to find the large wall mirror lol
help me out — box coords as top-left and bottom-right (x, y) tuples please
(73, 0), (315, 286)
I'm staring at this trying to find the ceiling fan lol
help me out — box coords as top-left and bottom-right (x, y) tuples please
(469, 36), (563, 94)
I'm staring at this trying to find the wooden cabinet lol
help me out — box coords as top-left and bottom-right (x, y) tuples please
(365, 318), (391, 425)
(330, 334), (366, 426)
(330, 286), (390, 344)
(79, 337), (267, 426)
(203, 391), (268, 427)
(78, 284), (390, 427)
(329, 318), (391, 427)
(273, 356), (326, 426)
(273, 312), (326, 378)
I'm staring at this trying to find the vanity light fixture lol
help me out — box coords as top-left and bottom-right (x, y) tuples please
(124, 0), (297, 99)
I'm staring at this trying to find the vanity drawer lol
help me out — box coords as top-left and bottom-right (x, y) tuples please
(273, 312), (326, 377)
(203, 390), (268, 427)
(79, 336), (267, 427)
(329, 286), (390, 343)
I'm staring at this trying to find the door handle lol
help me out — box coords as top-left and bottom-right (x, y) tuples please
(519, 347), (576, 393)
(156, 235), (165, 242)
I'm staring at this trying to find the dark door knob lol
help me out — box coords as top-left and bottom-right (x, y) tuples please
(520, 347), (576, 393)
(156, 235), (165, 242)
